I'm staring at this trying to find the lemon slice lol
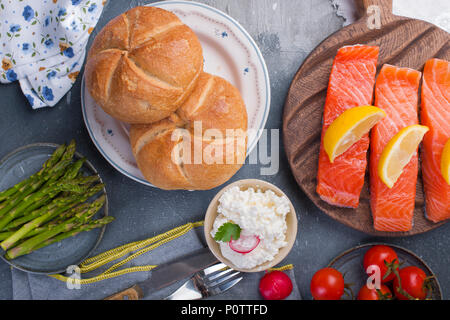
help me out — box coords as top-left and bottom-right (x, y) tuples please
(378, 125), (429, 188)
(441, 138), (450, 185)
(324, 106), (386, 163)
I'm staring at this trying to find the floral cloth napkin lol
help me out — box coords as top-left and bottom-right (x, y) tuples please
(0, 0), (105, 109)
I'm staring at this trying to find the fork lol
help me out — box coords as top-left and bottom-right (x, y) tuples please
(165, 263), (243, 300)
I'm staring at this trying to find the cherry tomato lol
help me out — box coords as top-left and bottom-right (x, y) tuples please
(310, 268), (345, 300)
(363, 245), (398, 283)
(357, 284), (392, 300)
(259, 271), (293, 300)
(393, 266), (428, 300)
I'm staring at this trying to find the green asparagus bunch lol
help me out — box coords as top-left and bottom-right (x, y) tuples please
(0, 141), (114, 259)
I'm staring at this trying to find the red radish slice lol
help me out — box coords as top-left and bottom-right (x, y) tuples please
(229, 234), (260, 254)
(259, 271), (293, 300)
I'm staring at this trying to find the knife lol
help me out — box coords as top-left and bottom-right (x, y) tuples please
(104, 248), (219, 300)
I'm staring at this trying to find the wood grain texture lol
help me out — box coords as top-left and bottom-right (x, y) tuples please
(283, 0), (449, 236)
(104, 284), (144, 300)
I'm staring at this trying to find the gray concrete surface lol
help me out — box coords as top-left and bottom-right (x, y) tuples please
(0, 0), (448, 300)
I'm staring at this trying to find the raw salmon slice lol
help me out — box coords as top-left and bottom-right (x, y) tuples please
(317, 45), (379, 208)
(421, 58), (450, 223)
(370, 65), (422, 232)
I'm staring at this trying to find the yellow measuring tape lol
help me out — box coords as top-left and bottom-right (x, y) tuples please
(50, 221), (293, 285)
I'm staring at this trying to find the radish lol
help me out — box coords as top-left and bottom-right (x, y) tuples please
(228, 234), (260, 254)
(259, 271), (293, 300)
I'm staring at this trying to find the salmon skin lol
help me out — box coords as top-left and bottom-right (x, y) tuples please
(317, 45), (379, 208)
(370, 65), (422, 232)
(421, 58), (450, 223)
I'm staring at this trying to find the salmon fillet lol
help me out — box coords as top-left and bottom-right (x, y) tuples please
(370, 65), (422, 232)
(317, 45), (379, 208)
(421, 58), (450, 223)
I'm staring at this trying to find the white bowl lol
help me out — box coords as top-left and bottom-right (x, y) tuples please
(204, 179), (298, 272)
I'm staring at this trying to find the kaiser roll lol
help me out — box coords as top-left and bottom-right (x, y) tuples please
(129, 73), (248, 190)
(85, 6), (203, 124)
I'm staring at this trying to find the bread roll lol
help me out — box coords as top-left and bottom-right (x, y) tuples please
(130, 73), (248, 190)
(85, 6), (203, 124)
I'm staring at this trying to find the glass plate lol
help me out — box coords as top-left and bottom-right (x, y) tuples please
(0, 143), (108, 274)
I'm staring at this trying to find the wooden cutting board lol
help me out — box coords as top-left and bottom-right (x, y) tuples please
(283, 0), (449, 236)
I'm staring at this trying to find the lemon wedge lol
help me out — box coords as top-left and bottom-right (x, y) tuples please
(378, 125), (429, 188)
(441, 138), (450, 185)
(324, 106), (386, 163)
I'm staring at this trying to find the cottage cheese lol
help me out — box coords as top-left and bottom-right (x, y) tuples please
(211, 186), (291, 270)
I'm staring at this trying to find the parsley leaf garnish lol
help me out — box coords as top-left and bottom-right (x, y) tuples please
(214, 222), (241, 242)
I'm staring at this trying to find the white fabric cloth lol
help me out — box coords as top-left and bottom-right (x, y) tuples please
(331, 0), (450, 32)
(0, 0), (105, 109)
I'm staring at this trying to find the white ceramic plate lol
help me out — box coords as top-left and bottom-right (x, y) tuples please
(81, 0), (271, 187)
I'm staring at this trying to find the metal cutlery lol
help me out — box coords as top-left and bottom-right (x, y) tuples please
(105, 248), (219, 300)
(165, 263), (243, 300)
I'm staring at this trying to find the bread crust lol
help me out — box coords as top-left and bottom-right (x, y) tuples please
(87, 7), (248, 190)
(130, 73), (248, 190)
(85, 6), (203, 124)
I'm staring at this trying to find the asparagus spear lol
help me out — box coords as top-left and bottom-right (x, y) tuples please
(44, 179), (102, 226)
(75, 195), (106, 222)
(3, 183), (104, 231)
(0, 187), (61, 230)
(0, 141), (76, 219)
(0, 184), (104, 249)
(3, 194), (53, 222)
(45, 207), (79, 227)
(30, 216), (115, 252)
(59, 158), (86, 181)
(36, 142), (79, 189)
(0, 180), (43, 214)
(26, 212), (112, 239)
(19, 226), (46, 238)
(4, 193), (78, 231)
(62, 175), (100, 189)
(0, 142), (75, 211)
(39, 143), (71, 176)
(17, 202), (92, 240)
(0, 143), (68, 209)
(23, 163), (100, 226)
(7, 203), (92, 248)
(0, 231), (14, 241)
(0, 144), (66, 203)
(6, 196), (106, 259)
(0, 176), (92, 231)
